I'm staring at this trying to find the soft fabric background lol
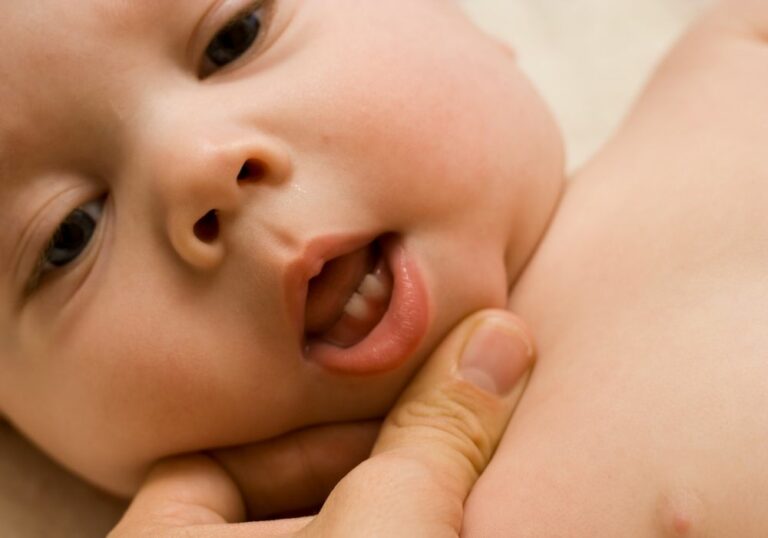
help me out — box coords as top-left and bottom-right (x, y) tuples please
(0, 2), (710, 536)
(461, 0), (711, 169)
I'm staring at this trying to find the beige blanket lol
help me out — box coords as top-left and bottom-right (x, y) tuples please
(462, 0), (711, 169)
(0, 2), (709, 536)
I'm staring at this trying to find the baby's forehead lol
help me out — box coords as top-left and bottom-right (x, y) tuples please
(8, 0), (188, 33)
(1, 0), (187, 150)
(1, 0), (474, 156)
(2, 0), (206, 79)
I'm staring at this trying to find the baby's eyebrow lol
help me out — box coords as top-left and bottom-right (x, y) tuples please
(0, 144), (12, 189)
(95, 0), (164, 32)
(99, 0), (202, 34)
(0, 188), (19, 287)
(68, 0), (163, 41)
(0, 132), (21, 186)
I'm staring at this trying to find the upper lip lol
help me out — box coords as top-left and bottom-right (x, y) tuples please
(284, 232), (380, 340)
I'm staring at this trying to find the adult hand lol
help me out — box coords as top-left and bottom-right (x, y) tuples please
(211, 419), (382, 520)
(109, 309), (534, 537)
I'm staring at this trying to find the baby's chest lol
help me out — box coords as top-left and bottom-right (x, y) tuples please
(465, 272), (768, 537)
(463, 175), (768, 536)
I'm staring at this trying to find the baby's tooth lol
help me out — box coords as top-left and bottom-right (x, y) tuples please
(358, 273), (388, 300)
(344, 292), (370, 320)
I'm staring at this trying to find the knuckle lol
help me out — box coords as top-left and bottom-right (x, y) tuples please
(329, 455), (456, 518)
(389, 384), (495, 477)
(347, 453), (436, 494)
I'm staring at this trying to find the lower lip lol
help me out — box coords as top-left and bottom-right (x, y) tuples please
(303, 239), (430, 375)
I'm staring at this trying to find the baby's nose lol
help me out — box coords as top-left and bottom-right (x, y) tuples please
(153, 132), (292, 271)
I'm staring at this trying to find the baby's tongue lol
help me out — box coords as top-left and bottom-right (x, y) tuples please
(304, 246), (375, 340)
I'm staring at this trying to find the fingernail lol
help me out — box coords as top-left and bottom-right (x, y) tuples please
(458, 318), (533, 396)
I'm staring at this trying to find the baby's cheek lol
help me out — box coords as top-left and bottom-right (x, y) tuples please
(40, 303), (252, 494)
(277, 6), (556, 226)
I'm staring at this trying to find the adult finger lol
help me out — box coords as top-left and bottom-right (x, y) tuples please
(304, 309), (534, 537)
(210, 420), (379, 519)
(111, 455), (318, 537)
(109, 454), (244, 536)
(112, 309), (533, 538)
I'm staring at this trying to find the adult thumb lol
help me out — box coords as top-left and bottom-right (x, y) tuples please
(304, 309), (534, 537)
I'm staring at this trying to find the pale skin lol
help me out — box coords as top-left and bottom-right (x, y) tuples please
(209, 6), (768, 536)
(464, 0), (768, 535)
(3, 0), (768, 536)
(111, 309), (536, 536)
(0, 0), (561, 528)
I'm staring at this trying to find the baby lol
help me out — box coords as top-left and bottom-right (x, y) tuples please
(2, 0), (768, 536)
(0, 0), (561, 512)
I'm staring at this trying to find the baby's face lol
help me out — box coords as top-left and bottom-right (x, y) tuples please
(0, 0), (563, 495)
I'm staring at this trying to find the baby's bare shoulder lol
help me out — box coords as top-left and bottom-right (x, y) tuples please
(620, 0), (768, 176)
(719, 0), (768, 40)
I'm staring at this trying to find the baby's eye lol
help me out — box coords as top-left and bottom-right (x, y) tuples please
(40, 198), (103, 272)
(203, 2), (266, 73)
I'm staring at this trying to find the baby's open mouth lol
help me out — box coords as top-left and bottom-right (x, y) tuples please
(299, 233), (428, 374)
(304, 239), (394, 348)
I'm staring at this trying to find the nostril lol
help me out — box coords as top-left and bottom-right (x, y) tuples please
(193, 210), (220, 243)
(237, 159), (266, 183)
